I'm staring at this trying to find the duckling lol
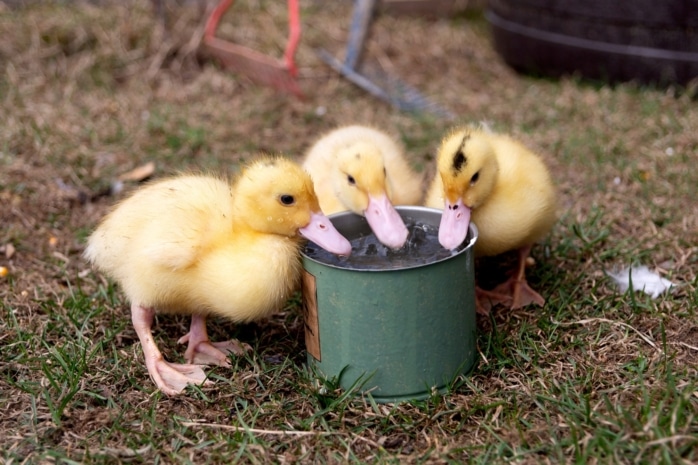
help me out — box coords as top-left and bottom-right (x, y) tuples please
(425, 128), (557, 312)
(84, 157), (352, 395)
(302, 125), (423, 249)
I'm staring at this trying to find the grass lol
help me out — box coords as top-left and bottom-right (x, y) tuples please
(1, 0), (697, 463)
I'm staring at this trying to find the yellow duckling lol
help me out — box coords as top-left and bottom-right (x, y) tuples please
(425, 128), (557, 311)
(84, 157), (351, 395)
(302, 125), (423, 249)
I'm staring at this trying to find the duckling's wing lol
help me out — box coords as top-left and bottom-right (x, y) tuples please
(141, 218), (209, 271)
(128, 176), (232, 271)
(154, 195), (233, 271)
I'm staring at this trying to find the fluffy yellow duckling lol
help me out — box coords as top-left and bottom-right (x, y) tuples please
(425, 128), (557, 311)
(302, 125), (423, 249)
(84, 157), (351, 396)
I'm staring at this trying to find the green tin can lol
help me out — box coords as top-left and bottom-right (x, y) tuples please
(301, 206), (478, 403)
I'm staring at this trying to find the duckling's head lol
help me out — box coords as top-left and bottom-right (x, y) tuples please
(330, 141), (408, 249)
(435, 129), (499, 250)
(235, 157), (352, 256)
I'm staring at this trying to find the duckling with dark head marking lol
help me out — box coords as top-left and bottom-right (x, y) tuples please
(425, 128), (557, 312)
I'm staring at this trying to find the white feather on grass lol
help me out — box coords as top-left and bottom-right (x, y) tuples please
(606, 266), (675, 299)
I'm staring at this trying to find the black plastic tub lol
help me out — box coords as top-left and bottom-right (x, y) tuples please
(486, 0), (698, 86)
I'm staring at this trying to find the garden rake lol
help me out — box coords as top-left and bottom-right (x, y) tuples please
(317, 0), (454, 119)
(202, 0), (303, 97)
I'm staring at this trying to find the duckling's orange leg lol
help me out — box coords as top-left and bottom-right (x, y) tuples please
(131, 303), (210, 396)
(491, 245), (545, 310)
(177, 314), (251, 366)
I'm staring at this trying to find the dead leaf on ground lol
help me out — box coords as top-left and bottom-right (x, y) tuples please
(2, 243), (16, 259)
(118, 162), (156, 182)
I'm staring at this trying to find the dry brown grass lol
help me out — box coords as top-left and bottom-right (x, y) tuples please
(1, 0), (697, 463)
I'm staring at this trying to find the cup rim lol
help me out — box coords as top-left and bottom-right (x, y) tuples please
(301, 206), (478, 272)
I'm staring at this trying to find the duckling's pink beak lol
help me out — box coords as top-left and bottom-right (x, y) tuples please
(364, 194), (409, 249)
(300, 211), (352, 256)
(438, 198), (471, 250)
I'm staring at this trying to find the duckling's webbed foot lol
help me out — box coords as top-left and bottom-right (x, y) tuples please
(131, 303), (210, 396)
(510, 280), (545, 309)
(489, 245), (546, 310)
(151, 360), (211, 396)
(178, 314), (251, 366)
(476, 286), (512, 314)
(488, 277), (545, 309)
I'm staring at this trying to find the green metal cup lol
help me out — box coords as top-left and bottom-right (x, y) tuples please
(301, 206), (478, 403)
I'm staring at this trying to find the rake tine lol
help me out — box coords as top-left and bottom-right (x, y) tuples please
(317, 48), (394, 103)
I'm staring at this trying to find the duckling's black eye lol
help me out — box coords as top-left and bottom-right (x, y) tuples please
(279, 194), (295, 205)
(470, 171), (480, 185)
(347, 174), (356, 185)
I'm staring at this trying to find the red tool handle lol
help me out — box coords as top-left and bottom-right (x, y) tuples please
(204, 0), (232, 42)
(284, 0), (301, 77)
